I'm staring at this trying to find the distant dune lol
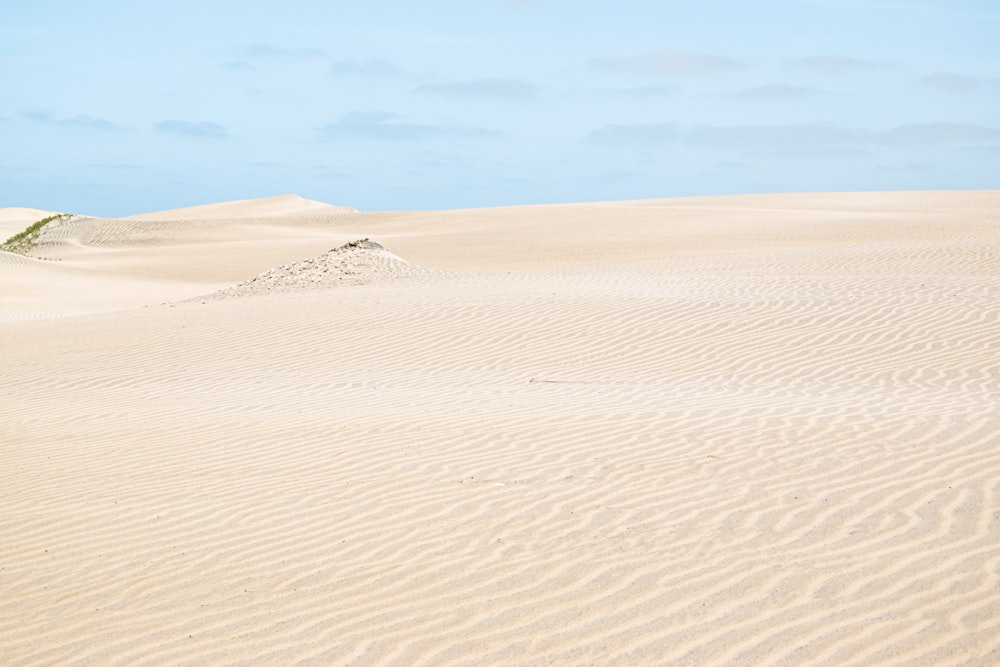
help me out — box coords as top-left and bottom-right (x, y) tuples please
(2, 191), (998, 665)
(124, 193), (358, 220)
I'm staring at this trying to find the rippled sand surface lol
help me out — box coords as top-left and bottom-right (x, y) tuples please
(3, 191), (998, 665)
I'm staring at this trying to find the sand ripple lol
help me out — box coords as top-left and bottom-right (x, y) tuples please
(2, 191), (998, 665)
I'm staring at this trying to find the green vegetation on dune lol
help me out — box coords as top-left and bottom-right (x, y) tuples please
(1, 213), (71, 256)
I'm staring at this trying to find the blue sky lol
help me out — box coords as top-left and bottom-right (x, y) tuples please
(2, 0), (998, 216)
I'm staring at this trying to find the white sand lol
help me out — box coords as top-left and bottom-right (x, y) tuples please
(2, 191), (998, 665)
(124, 193), (357, 221)
(0, 207), (62, 243)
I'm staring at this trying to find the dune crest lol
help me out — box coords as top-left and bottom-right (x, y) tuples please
(0, 207), (64, 242)
(208, 238), (439, 299)
(124, 193), (357, 221)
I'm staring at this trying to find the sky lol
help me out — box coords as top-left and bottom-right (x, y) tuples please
(1, 0), (998, 217)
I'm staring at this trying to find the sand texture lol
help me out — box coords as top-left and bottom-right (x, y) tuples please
(0, 207), (62, 243)
(2, 191), (999, 665)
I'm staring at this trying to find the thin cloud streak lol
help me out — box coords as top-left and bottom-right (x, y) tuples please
(332, 59), (401, 77)
(735, 83), (818, 99)
(802, 0), (1000, 19)
(878, 123), (1000, 145)
(246, 44), (327, 59)
(583, 119), (989, 157)
(21, 110), (123, 131)
(319, 111), (500, 141)
(591, 49), (743, 76)
(572, 84), (678, 99)
(221, 60), (255, 71)
(920, 72), (980, 93)
(414, 78), (539, 100)
(687, 123), (864, 157)
(588, 122), (676, 145)
(796, 55), (889, 72)
(684, 122), (1000, 156)
(90, 163), (146, 170)
(155, 120), (229, 138)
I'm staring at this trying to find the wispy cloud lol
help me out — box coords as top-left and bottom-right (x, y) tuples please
(920, 72), (980, 93)
(573, 84), (678, 99)
(878, 123), (1000, 145)
(687, 123), (865, 157)
(310, 165), (355, 179)
(90, 162), (146, 170)
(21, 110), (123, 131)
(796, 55), (888, 72)
(802, 0), (928, 11)
(221, 60), (256, 72)
(734, 83), (818, 99)
(801, 0), (1000, 19)
(414, 78), (538, 100)
(613, 84), (678, 97)
(588, 122), (677, 145)
(590, 49), (743, 76)
(246, 43), (327, 59)
(319, 111), (499, 141)
(155, 120), (229, 138)
(331, 58), (401, 77)
(683, 121), (1000, 157)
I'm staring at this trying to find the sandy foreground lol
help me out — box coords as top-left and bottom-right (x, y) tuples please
(1, 191), (998, 665)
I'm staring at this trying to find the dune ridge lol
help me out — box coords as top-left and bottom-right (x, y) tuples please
(206, 239), (442, 299)
(0, 207), (64, 244)
(124, 193), (358, 221)
(1, 191), (998, 665)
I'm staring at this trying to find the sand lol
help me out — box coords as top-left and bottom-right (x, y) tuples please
(0, 207), (62, 244)
(1, 191), (998, 665)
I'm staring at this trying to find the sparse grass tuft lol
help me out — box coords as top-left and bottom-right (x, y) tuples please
(1, 213), (72, 256)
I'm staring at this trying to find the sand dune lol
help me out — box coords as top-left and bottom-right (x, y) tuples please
(207, 239), (443, 299)
(2, 191), (999, 665)
(124, 193), (357, 221)
(0, 207), (62, 242)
